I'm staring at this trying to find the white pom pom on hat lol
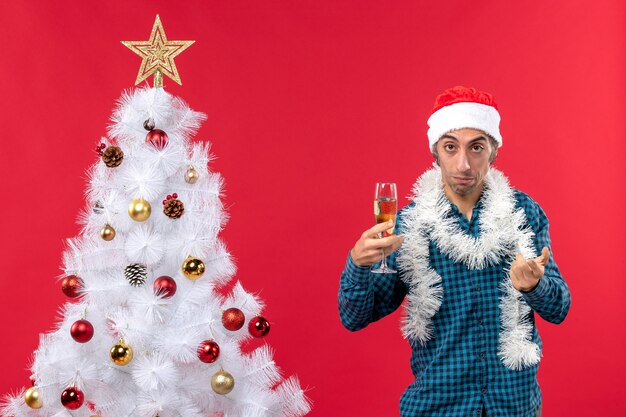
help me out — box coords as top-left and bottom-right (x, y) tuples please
(427, 86), (502, 150)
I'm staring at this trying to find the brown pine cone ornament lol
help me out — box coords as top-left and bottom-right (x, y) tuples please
(125, 263), (147, 287)
(163, 193), (184, 219)
(143, 118), (155, 131)
(102, 146), (124, 168)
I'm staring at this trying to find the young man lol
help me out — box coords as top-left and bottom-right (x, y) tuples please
(338, 86), (571, 417)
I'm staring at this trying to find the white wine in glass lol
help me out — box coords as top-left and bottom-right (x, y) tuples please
(372, 182), (397, 274)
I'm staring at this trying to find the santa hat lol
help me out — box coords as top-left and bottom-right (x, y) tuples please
(427, 86), (502, 150)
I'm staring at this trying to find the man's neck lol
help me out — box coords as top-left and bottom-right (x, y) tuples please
(443, 181), (485, 221)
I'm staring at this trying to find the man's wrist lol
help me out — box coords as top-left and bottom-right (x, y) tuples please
(521, 276), (550, 303)
(519, 280), (540, 293)
(345, 251), (371, 282)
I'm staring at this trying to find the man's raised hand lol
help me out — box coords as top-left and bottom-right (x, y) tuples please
(350, 221), (405, 267)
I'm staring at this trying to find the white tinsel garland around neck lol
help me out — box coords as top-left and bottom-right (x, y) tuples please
(397, 164), (541, 370)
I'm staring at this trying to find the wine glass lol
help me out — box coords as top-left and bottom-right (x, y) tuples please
(371, 182), (397, 274)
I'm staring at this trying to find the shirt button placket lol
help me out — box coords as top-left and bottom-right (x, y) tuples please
(474, 275), (487, 401)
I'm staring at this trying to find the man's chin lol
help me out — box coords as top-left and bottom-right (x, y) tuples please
(448, 182), (476, 196)
(451, 187), (473, 196)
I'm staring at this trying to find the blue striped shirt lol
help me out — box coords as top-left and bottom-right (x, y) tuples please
(338, 189), (571, 417)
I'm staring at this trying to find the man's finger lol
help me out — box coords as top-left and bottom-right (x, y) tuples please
(364, 251), (384, 263)
(527, 259), (543, 277)
(364, 234), (401, 249)
(363, 221), (395, 239)
(386, 236), (405, 254)
(534, 247), (550, 266)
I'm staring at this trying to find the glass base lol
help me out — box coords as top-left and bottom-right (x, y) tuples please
(371, 266), (397, 274)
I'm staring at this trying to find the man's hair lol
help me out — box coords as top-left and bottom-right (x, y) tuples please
(431, 135), (499, 166)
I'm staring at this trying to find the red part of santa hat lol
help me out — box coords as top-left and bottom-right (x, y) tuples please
(427, 86), (502, 149)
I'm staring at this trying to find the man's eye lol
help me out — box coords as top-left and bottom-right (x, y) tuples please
(472, 145), (484, 151)
(444, 144), (455, 151)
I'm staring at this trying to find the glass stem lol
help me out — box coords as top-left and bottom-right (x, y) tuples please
(380, 248), (387, 269)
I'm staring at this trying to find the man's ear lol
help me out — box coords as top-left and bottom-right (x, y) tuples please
(431, 143), (440, 166)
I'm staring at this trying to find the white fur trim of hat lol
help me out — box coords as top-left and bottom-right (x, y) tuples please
(426, 86), (503, 150)
(427, 102), (502, 149)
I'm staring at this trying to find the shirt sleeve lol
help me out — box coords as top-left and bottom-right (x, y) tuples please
(520, 195), (572, 324)
(338, 208), (409, 332)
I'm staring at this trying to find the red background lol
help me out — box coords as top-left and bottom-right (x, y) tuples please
(1, 1), (624, 416)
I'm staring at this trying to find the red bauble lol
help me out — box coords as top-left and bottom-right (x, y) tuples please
(70, 320), (94, 343)
(248, 316), (270, 338)
(61, 275), (83, 298)
(153, 276), (177, 298)
(60, 386), (84, 410)
(197, 340), (220, 363)
(222, 308), (245, 331)
(145, 129), (169, 149)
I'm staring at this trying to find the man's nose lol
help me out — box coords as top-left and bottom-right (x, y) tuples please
(456, 150), (471, 172)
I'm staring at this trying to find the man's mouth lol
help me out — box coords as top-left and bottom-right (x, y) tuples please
(453, 177), (473, 184)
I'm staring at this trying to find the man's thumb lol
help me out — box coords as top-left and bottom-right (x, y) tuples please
(537, 247), (550, 266)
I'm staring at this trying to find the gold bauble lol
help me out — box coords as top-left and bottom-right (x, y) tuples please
(110, 341), (133, 366)
(182, 256), (205, 280)
(100, 224), (116, 241)
(185, 166), (199, 184)
(24, 387), (43, 409)
(128, 198), (152, 222)
(211, 369), (235, 395)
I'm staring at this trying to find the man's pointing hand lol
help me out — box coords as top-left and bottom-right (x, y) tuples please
(510, 247), (550, 292)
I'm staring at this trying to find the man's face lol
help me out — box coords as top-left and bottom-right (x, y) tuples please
(434, 128), (494, 197)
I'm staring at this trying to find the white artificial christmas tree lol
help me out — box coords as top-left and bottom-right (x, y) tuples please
(2, 16), (310, 417)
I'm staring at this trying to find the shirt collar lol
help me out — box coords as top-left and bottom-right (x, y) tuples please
(447, 188), (486, 220)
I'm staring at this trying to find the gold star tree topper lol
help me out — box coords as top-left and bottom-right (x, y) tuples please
(122, 15), (194, 87)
